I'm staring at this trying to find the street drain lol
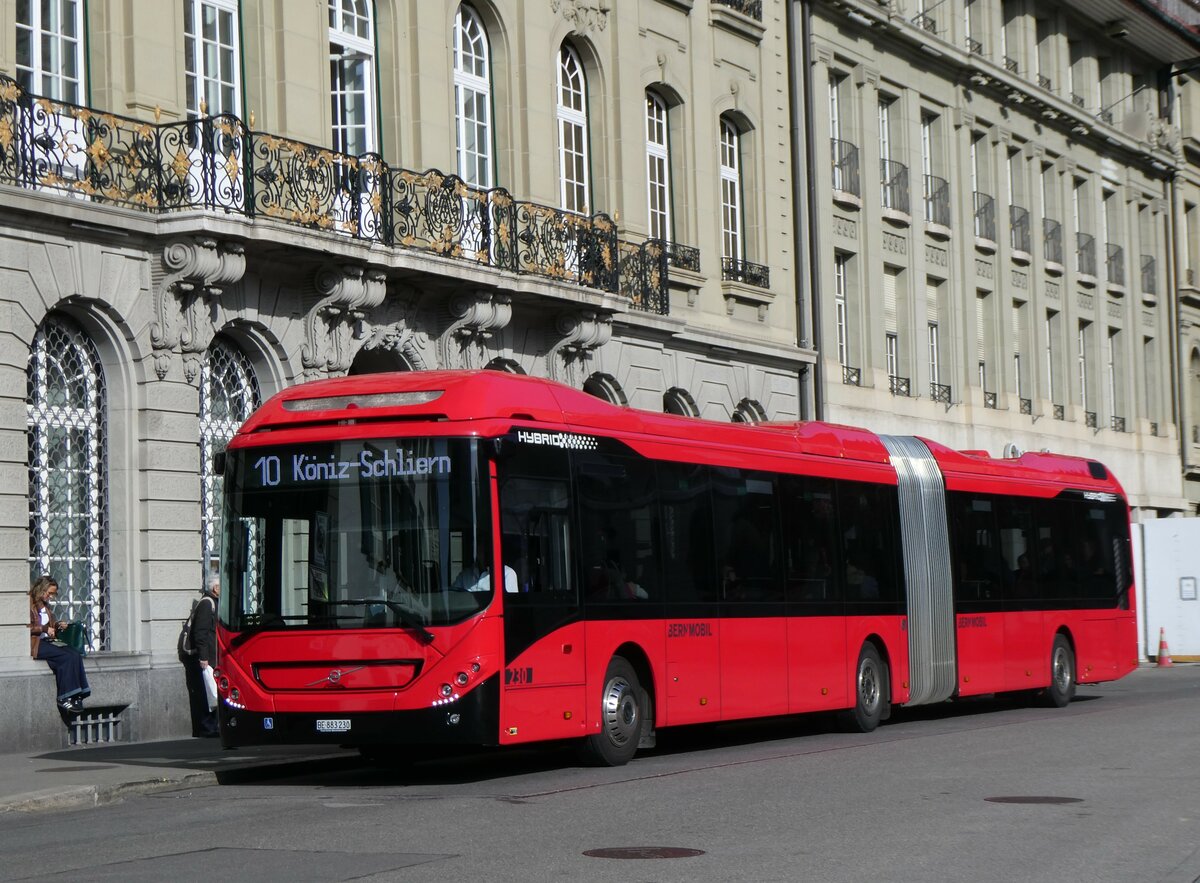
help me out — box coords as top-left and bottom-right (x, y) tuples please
(583, 847), (705, 860)
(985, 796), (1084, 805)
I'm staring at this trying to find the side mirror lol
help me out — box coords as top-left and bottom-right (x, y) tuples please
(212, 450), (226, 476)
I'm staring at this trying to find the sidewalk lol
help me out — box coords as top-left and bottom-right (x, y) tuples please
(0, 737), (360, 814)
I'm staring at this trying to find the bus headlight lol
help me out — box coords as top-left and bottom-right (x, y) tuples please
(455, 672), (469, 687)
(440, 683), (453, 697)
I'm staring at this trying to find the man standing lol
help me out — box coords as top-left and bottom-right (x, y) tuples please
(182, 578), (220, 737)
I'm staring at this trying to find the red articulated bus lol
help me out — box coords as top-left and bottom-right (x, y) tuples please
(214, 370), (1137, 764)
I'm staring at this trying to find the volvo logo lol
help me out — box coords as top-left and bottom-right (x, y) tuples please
(304, 666), (364, 688)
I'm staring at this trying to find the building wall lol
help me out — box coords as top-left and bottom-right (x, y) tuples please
(808, 0), (1190, 517)
(0, 0), (803, 749)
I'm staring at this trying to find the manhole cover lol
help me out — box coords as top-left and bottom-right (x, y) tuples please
(583, 847), (705, 860)
(37, 765), (119, 772)
(985, 796), (1084, 805)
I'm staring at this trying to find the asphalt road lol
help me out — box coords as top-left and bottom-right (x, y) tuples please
(1, 665), (1197, 883)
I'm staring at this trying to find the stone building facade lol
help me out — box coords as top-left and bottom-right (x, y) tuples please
(0, 0), (802, 749)
(802, 0), (1199, 518)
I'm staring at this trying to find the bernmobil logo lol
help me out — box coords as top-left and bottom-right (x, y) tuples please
(515, 430), (598, 451)
(667, 622), (714, 638)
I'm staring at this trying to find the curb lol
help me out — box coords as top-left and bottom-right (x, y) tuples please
(0, 771), (216, 815)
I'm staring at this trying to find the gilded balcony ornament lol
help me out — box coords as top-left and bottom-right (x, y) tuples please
(86, 136), (111, 166)
(224, 153), (238, 180)
(171, 146), (191, 182)
(0, 118), (13, 153)
(0, 80), (19, 102)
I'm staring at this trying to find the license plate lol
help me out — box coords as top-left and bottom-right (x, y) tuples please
(316, 719), (351, 733)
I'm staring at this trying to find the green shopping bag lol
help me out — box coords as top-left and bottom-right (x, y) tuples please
(61, 622), (87, 655)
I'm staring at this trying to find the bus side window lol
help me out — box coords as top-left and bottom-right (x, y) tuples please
(657, 461), (717, 604)
(781, 475), (840, 606)
(712, 467), (781, 603)
(575, 452), (660, 604)
(838, 480), (900, 604)
(498, 443), (574, 599)
(950, 493), (1002, 603)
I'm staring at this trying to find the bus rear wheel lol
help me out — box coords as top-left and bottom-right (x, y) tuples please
(840, 643), (889, 733)
(1045, 635), (1076, 708)
(582, 656), (644, 767)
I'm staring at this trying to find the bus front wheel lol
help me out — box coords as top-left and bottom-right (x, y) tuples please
(582, 656), (644, 767)
(840, 643), (889, 733)
(1045, 635), (1076, 708)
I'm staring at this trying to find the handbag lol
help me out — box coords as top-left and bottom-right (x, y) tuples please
(61, 622), (87, 655)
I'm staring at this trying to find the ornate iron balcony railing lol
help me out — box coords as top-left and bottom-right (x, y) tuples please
(1107, 244), (1124, 286)
(1141, 254), (1157, 294)
(1038, 74), (1053, 91)
(619, 239), (670, 314)
(1054, 404), (1066, 420)
(913, 12), (938, 34)
(923, 174), (949, 226)
(974, 191), (995, 241)
(1111, 415), (1126, 433)
(831, 137), (860, 197)
(1150, 421), (1158, 437)
(1193, 424), (1199, 444)
(931, 382), (952, 404)
(1010, 204), (1031, 254)
(1044, 218), (1063, 265)
(1020, 397), (1032, 415)
(843, 365), (861, 386)
(967, 36), (983, 54)
(0, 74), (666, 310)
(1004, 56), (1019, 74)
(983, 390), (998, 409)
(881, 159), (910, 214)
(712, 0), (763, 20)
(889, 375), (911, 397)
(1071, 93), (1086, 108)
(667, 242), (700, 273)
(1098, 108), (1114, 125)
(1086, 410), (1098, 428)
(722, 257), (770, 288)
(1077, 232), (1097, 277)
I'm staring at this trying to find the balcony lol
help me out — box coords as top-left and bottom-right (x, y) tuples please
(712, 0), (762, 19)
(1044, 218), (1063, 267)
(1076, 232), (1097, 278)
(931, 382), (952, 405)
(1086, 411), (1098, 429)
(1010, 204), (1031, 256)
(667, 242), (701, 273)
(1142, 254), (1157, 294)
(842, 365), (861, 386)
(1054, 404), (1065, 420)
(881, 160), (910, 216)
(722, 257), (770, 288)
(1107, 244), (1124, 287)
(1038, 74), (1053, 91)
(973, 192), (996, 243)
(1071, 93), (1086, 108)
(0, 74), (667, 312)
(984, 391), (998, 409)
(967, 36), (983, 54)
(1111, 415), (1126, 433)
(831, 138), (861, 199)
(923, 174), (950, 228)
(1020, 397), (1032, 415)
(1004, 56), (1019, 74)
(912, 12), (938, 34)
(889, 375), (911, 397)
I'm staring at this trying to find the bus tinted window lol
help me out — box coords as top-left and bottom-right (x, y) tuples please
(712, 467), (781, 602)
(838, 481), (901, 604)
(781, 475), (841, 605)
(498, 442), (573, 599)
(657, 462), (717, 603)
(576, 453), (659, 603)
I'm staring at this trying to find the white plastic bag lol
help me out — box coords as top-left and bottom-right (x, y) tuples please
(201, 665), (218, 712)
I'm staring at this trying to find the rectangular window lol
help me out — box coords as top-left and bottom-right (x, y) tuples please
(646, 94), (671, 242)
(720, 121), (743, 260)
(1045, 309), (1059, 402)
(16, 0), (84, 103)
(928, 322), (940, 386)
(834, 254), (849, 367)
(886, 332), (899, 379)
(1079, 320), (1091, 410)
(185, 0), (241, 117)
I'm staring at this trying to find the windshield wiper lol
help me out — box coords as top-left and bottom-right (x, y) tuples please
(330, 599), (436, 645)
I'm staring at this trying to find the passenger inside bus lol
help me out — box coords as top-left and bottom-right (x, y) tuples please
(451, 559), (518, 593)
(588, 527), (649, 601)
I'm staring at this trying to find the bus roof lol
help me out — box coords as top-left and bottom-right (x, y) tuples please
(236, 370), (1121, 492)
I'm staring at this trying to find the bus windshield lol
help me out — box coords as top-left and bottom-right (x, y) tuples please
(219, 437), (492, 632)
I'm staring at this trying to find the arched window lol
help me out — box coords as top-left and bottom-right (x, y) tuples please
(584, 373), (627, 405)
(557, 44), (590, 213)
(199, 339), (261, 581)
(664, 387), (699, 417)
(719, 116), (743, 262)
(732, 398), (768, 423)
(329, 0), (376, 155)
(184, 0), (241, 117)
(27, 315), (108, 652)
(454, 4), (493, 188)
(645, 91), (672, 242)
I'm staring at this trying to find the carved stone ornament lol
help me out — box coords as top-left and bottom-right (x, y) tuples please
(437, 290), (513, 370)
(356, 294), (431, 371)
(151, 237), (246, 382)
(302, 264), (388, 379)
(552, 0), (609, 33)
(545, 308), (613, 385)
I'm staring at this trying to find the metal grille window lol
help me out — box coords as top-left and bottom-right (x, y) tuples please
(719, 118), (743, 261)
(454, 4), (491, 186)
(27, 316), (108, 653)
(646, 91), (672, 242)
(330, 0), (376, 156)
(199, 339), (261, 581)
(557, 44), (589, 213)
(16, 0), (84, 103)
(184, 0), (240, 117)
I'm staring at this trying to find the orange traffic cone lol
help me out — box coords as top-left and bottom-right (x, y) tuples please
(1157, 627), (1174, 668)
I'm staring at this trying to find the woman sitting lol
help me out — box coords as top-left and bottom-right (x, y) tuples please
(28, 575), (90, 718)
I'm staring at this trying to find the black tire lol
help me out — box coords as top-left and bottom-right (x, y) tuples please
(582, 656), (644, 767)
(839, 643), (889, 733)
(1045, 634), (1076, 708)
